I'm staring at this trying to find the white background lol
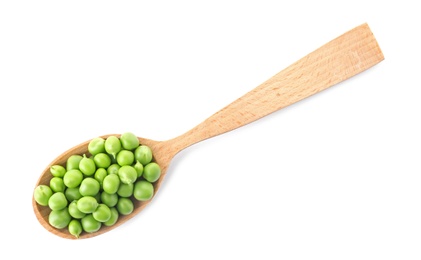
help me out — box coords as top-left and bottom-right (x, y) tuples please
(1, 1), (420, 259)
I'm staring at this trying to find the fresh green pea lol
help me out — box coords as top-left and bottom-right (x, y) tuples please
(102, 174), (120, 194)
(48, 192), (68, 211)
(116, 197), (134, 215)
(50, 177), (65, 193)
(65, 187), (82, 202)
(79, 177), (100, 197)
(116, 150), (134, 166)
(133, 160), (144, 178)
(93, 153), (111, 168)
(104, 207), (119, 227)
(133, 180), (154, 201)
(117, 183), (134, 198)
(77, 196), (99, 214)
(66, 154), (83, 170)
(63, 169), (83, 188)
(104, 136), (121, 158)
(120, 132), (139, 150)
(134, 145), (153, 165)
(68, 219), (83, 238)
(88, 137), (105, 156)
(49, 207), (72, 229)
(143, 162), (161, 183)
(94, 168), (108, 187)
(68, 200), (86, 219)
(118, 165), (137, 185)
(107, 163), (120, 175)
(50, 165), (66, 178)
(100, 192), (119, 208)
(81, 214), (101, 233)
(79, 154), (96, 176)
(33, 185), (53, 206)
(93, 204), (112, 222)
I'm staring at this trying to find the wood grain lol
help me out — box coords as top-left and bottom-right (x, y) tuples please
(33, 23), (384, 239)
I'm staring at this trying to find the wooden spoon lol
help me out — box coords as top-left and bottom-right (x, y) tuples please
(33, 23), (384, 239)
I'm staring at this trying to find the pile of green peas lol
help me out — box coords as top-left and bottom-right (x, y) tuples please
(33, 132), (161, 238)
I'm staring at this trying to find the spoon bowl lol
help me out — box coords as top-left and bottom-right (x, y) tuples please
(33, 23), (384, 239)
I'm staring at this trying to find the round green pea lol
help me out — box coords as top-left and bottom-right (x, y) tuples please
(79, 177), (100, 197)
(116, 150), (134, 166)
(50, 165), (66, 178)
(48, 192), (68, 211)
(33, 185), (53, 206)
(101, 191), (119, 207)
(65, 187), (82, 202)
(79, 154), (96, 176)
(107, 163), (120, 175)
(133, 160), (144, 178)
(81, 214), (101, 233)
(63, 169), (83, 188)
(143, 162), (161, 183)
(105, 136), (121, 157)
(49, 208), (72, 229)
(116, 197), (134, 215)
(68, 200), (86, 219)
(133, 180), (154, 201)
(120, 132), (139, 150)
(93, 153), (111, 168)
(66, 154), (83, 170)
(102, 174), (120, 194)
(104, 207), (119, 227)
(77, 196), (99, 214)
(117, 183), (134, 198)
(134, 145), (153, 165)
(93, 204), (112, 222)
(94, 168), (108, 187)
(118, 165), (137, 185)
(50, 177), (65, 193)
(68, 219), (83, 238)
(88, 137), (105, 156)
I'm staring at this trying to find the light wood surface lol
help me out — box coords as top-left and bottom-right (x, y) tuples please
(33, 23), (384, 239)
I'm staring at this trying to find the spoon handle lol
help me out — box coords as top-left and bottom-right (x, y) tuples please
(168, 23), (384, 154)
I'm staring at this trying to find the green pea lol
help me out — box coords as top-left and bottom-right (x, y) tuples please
(77, 196), (98, 214)
(68, 219), (83, 238)
(143, 162), (161, 183)
(116, 150), (134, 166)
(118, 165), (137, 185)
(50, 177), (65, 193)
(116, 197), (134, 215)
(65, 187), (82, 202)
(117, 183), (134, 198)
(102, 174), (120, 194)
(105, 136), (121, 157)
(107, 163), (120, 175)
(93, 153), (111, 168)
(104, 207), (119, 227)
(63, 169), (83, 188)
(134, 145), (153, 165)
(79, 177), (100, 197)
(88, 137), (105, 156)
(66, 154), (83, 170)
(120, 132), (139, 150)
(49, 207), (72, 229)
(133, 160), (144, 178)
(133, 180), (154, 201)
(79, 154), (96, 176)
(101, 191), (119, 208)
(68, 200), (86, 219)
(94, 168), (108, 187)
(50, 165), (66, 178)
(93, 204), (112, 222)
(48, 192), (68, 211)
(81, 214), (101, 233)
(33, 185), (53, 206)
